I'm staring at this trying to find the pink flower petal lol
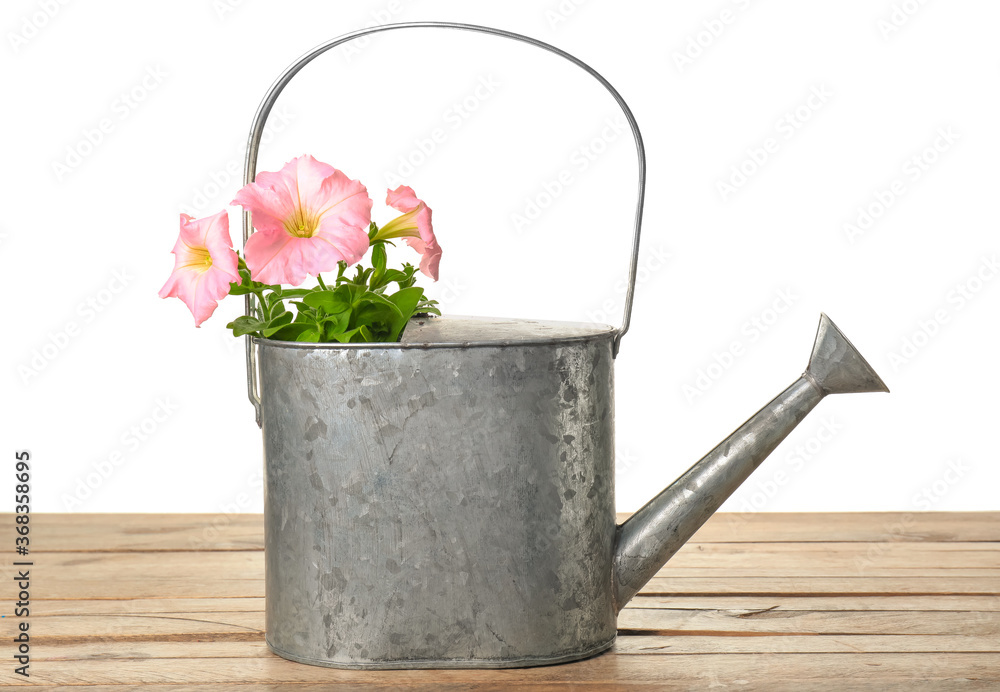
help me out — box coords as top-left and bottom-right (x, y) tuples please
(316, 170), (374, 232)
(244, 230), (302, 286)
(231, 183), (294, 236)
(408, 237), (442, 281)
(160, 211), (239, 326)
(386, 185), (440, 281)
(255, 155), (336, 212)
(232, 155), (372, 285)
(315, 222), (371, 266)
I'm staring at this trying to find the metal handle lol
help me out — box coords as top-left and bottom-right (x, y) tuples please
(241, 21), (647, 425)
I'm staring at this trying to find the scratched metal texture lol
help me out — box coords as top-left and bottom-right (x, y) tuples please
(259, 317), (618, 668)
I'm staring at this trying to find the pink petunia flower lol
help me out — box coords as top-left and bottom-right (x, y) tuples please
(159, 210), (240, 327)
(376, 185), (441, 280)
(231, 155), (373, 286)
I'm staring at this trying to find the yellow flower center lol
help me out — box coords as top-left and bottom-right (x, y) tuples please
(283, 208), (321, 238)
(181, 246), (213, 272)
(374, 208), (421, 241)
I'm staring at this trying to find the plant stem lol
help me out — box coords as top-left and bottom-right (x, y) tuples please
(316, 274), (328, 291)
(251, 288), (271, 322)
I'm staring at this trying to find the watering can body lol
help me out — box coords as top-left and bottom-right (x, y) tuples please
(261, 317), (620, 667)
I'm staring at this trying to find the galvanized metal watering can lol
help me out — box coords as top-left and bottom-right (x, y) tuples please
(240, 22), (889, 669)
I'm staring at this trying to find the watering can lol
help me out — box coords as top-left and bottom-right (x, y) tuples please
(241, 22), (889, 669)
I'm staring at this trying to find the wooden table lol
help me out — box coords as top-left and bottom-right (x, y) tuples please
(2, 512), (997, 690)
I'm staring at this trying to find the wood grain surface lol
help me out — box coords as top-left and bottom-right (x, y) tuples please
(1, 512), (997, 690)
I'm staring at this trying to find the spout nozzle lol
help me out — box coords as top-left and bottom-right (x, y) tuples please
(612, 312), (888, 611)
(806, 313), (889, 395)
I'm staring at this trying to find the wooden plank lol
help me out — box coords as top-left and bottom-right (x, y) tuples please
(6, 511), (998, 552)
(6, 540), (997, 592)
(6, 577), (260, 600)
(23, 634), (1000, 663)
(613, 634), (1000, 655)
(31, 594), (1000, 617)
(617, 608), (1000, 636)
(643, 576), (1000, 596)
(9, 575), (998, 601)
(16, 512), (265, 552)
(629, 594), (1000, 612)
(6, 684), (998, 692)
(8, 608), (996, 642)
(628, 511), (1000, 543)
(7, 608), (1000, 645)
(0, 611), (264, 641)
(5, 653), (999, 687)
(7, 565), (997, 601)
(30, 597), (264, 616)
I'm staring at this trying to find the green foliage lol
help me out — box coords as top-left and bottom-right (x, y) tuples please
(225, 237), (439, 344)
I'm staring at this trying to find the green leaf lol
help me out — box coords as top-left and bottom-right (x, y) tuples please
(329, 327), (363, 343)
(355, 303), (395, 331)
(369, 243), (388, 290)
(337, 283), (362, 306)
(398, 263), (417, 288)
(386, 287), (425, 340)
(367, 221), (379, 241)
(227, 315), (265, 337)
(302, 290), (351, 314)
(265, 289), (284, 309)
(228, 265), (255, 295)
(379, 269), (407, 286)
(261, 310), (294, 337)
(319, 309), (352, 337)
(365, 290), (404, 313)
(295, 328), (322, 342)
(371, 242), (387, 272)
(266, 323), (314, 342)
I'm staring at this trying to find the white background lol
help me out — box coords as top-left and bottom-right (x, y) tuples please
(3, 0), (998, 515)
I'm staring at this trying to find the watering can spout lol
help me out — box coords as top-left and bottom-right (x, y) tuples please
(611, 313), (888, 611)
